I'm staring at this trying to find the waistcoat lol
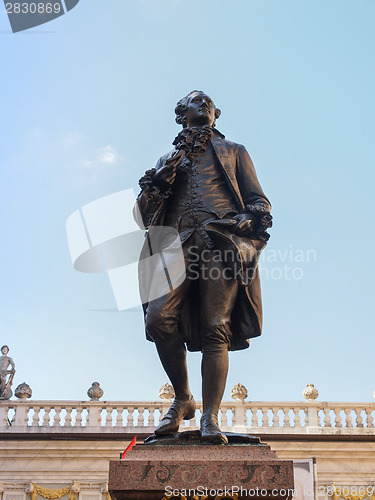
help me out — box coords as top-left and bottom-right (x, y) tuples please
(164, 142), (237, 247)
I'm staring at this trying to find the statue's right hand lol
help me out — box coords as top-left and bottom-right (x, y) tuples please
(153, 163), (177, 189)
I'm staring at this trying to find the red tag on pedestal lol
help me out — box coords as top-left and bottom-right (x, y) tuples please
(121, 436), (137, 459)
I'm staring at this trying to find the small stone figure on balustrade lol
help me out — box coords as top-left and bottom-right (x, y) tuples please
(0, 345), (16, 400)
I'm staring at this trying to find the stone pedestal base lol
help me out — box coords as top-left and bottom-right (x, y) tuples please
(109, 442), (294, 500)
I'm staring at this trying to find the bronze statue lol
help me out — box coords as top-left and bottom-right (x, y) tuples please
(0, 345), (16, 400)
(134, 91), (272, 444)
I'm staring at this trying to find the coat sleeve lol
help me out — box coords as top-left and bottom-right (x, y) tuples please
(236, 144), (272, 239)
(236, 144), (271, 212)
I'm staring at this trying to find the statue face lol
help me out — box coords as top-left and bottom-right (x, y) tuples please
(184, 92), (216, 127)
(1, 346), (8, 355)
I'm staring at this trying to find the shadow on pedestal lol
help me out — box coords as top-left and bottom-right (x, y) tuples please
(144, 430), (261, 445)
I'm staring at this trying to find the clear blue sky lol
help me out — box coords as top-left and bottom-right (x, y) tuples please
(1, 0), (374, 403)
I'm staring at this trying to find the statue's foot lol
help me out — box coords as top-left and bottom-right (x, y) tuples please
(155, 396), (196, 435)
(200, 414), (228, 445)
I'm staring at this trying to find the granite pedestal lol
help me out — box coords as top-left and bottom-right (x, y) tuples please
(109, 438), (294, 500)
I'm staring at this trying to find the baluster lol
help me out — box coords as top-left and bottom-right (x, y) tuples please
(272, 407), (280, 428)
(42, 407), (51, 427)
(221, 407), (228, 427)
(355, 408), (363, 428)
(283, 408), (290, 427)
(231, 406), (236, 426)
(333, 408), (342, 428)
(138, 407), (145, 426)
(145, 407), (151, 427)
(261, 408), (269, 427)
(127, 407), (134, 426)
(65, 407), (73, 427)
(365, 408), (374, 428)
(344, 409), (353, 428)
(195, 406), (202, 427)
(294, 408), (301, 427)
(251, 407), (258, 427)
(53, 407), (61, 427)
(303, 408), (309, 427)
(323, 408), (331, 427)
(105, 407), (113, 427)
(116, 408), (123, 427)
(32, 407), (40, 427)
(75, 407), (83, 427)
(156, 406), (162, 427)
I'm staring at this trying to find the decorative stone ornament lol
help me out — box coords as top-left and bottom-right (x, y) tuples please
(15, 382), (32, 399)
(100, 483), (109, 494)
(87, 382), (103, 400)
(303, 383), (319, 401)
(231, 383), (248, 400)
(71, 483), (81, 494)
(158, 383), (175, 400)
(25, 483), (34, 494)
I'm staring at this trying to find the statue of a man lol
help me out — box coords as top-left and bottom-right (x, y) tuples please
(0, 345), (16, 400)
(134, 91), (272, 444)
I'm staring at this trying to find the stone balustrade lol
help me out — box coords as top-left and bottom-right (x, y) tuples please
(0, 400), (374, 435)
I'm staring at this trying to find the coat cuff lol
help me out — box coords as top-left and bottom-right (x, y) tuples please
(243, 204), (273, 240)
(139, 168), (173, 197)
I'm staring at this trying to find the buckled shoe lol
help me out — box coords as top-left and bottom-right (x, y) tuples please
(200, 413), (228, 444)
(155, 396), (196, 435)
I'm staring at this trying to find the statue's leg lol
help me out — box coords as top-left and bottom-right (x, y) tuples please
(199, 250), (238, 444)
(201, 346), (229, 444)
(155, 336), (190, 401)
(153, 336), (196, 435)
(146, 256), (195, 435)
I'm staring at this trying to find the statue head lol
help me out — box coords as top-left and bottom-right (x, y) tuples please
(1, 345), (9, 355)
(175, 90), (221, 129)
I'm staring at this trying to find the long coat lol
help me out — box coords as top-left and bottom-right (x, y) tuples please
(134, 129), (271, 351)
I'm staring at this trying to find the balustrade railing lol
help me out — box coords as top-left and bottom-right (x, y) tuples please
(0, 400), (374, 435)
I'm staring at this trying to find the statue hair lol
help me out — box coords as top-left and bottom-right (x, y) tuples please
(175, 90), (221, 128)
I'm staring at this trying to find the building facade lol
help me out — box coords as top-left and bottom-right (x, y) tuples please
(1, 398), (374, 500)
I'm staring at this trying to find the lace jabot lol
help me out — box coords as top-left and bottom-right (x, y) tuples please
(138, 126), (215, 194)
(172, 125), (214, 162)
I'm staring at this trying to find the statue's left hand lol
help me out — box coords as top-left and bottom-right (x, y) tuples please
(233, 213), (256, 237)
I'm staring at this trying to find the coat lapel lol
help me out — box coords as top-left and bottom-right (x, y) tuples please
(210, 134), (244, 209)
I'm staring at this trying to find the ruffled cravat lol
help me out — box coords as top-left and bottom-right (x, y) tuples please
(172, 125), (214, 162)
(138, 126), (215, 195)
